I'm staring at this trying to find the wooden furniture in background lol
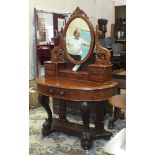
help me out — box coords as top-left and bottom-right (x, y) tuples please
(112, 69), (126, 92)
(114, 6), (126, 39)
(36, 7), (118, 150)
(108, 94), (126, 129)
(114, 5), (126, 55)
(110, 24), (115, 37)
(98, 18), (108, 39)
(108, 94), (126, 110)
(37, 44), (54, 65)
(115, 38), (126, 52)
(108, 70), (126, 129)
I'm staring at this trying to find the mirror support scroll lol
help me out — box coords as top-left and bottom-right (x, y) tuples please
(51, 28), (65, 64)
(95, 25), (112, 65)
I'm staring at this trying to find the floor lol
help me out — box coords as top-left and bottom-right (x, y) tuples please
(29, 101), (126, 155)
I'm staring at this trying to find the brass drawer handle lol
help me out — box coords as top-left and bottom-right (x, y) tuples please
(48, 88), (66, 96)
(60, 91), (65, 96)
(49, 89), (54, 93)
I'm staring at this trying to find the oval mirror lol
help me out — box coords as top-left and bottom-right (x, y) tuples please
(64, 13), (95, 64)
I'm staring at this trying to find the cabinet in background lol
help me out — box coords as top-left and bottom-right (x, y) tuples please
(115, 6), (126, 40)
(37, 44), (54, 65)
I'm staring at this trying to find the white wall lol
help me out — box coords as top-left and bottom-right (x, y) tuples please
(29, 0), (115, 80)
(29, 0), (69, 80)
(95, 0), (115, 36)
(65, 0), (115, 33)
(112, 0), (126, 6)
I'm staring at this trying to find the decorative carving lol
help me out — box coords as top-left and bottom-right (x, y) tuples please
(51, 28), (65, 63)
(71, 7), (88, 18)
(63, 7), (94, 65)
(80, 102), (92, 150)
(80, 102), (90, 129)
(95, 25), (112, 65)
(81, 131), (92, 150)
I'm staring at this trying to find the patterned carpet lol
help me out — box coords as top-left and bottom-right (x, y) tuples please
(29, 102), (125, 155)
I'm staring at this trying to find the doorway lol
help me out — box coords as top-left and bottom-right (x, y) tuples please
(34, 8), (69, 76)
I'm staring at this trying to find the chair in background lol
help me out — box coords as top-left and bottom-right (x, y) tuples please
(108, 94), (126, 129)
(112, 43), (123, 70)
(100, 37), (115, 49)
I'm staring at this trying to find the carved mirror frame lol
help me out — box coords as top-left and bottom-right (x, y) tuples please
(63, 7), (95, 65)
(50, 7), (111, 67)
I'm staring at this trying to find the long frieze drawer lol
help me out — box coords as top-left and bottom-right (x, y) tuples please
(48, 87), (68, 97)
(36, 77), (118, 101)
(37, 85), (68, 99)
(47, 87), (69, 100)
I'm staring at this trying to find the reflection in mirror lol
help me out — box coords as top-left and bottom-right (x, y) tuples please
(66, 18), (91, 61)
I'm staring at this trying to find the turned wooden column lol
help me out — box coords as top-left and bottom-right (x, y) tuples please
(95, 101), (104, 130)
(58, 99), (66, 120)
(80, 102), (92, 150)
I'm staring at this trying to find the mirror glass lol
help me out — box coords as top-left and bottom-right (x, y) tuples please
(65, 18), (91, 61)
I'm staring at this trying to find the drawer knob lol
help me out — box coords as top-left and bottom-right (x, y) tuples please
(60, 91), (65, 96)
(49, 89), (54, 93)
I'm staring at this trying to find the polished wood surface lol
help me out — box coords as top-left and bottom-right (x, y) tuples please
(36, 77), (117, 90)
(36, 77), (118, 101)
(108, 94), (126, 109)
(108, 94), (126, 129)
(112, 70), (126, 90)
(108, 70), (126, 129)
(37, 44), (54, 65)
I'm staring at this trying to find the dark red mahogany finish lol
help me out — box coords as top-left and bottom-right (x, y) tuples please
(36, 7), (118, 150)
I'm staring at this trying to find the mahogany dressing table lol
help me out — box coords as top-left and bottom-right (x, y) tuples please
(36, 7), (118, 150)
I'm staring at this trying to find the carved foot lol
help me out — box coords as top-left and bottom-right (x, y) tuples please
(38, 95), (53, 136)
(42, 118), (52, 136)
(81, 131), (92, 150)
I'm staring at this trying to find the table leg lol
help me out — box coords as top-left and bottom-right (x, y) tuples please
(94, 101), (112, 140)
(95, 101), (104, 129)
(80, 102), (92, 150)
(108, 107), (121, 129)
(38, 94), (53, 136)
(108, 88), (122, 129)
(59, 100), (66, 120)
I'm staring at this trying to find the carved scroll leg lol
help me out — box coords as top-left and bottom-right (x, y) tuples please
(95, 101), (112, 140)
(38, 94), (53, 136)
(59, 100), (66, 120)
(80, 102), (92, 150)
